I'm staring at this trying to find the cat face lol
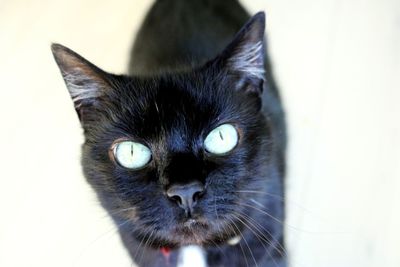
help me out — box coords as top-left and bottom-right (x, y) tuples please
(52, 13), (271, 248)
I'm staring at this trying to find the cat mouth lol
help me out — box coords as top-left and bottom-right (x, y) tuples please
(143, 217), (241, 249)
(172, 218), (240, 246)
(170, 219), (210, 245)
(177, 219), (209, 233)
(182, 218), (205, 228)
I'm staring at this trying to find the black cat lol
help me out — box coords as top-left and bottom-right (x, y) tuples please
(52, 0), (286, 266)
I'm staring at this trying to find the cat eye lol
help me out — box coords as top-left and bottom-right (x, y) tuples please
(111, 140), (152, 169)
(204, 124), (239, 155)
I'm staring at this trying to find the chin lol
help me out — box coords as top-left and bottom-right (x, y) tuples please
(156, 217), (239, 248)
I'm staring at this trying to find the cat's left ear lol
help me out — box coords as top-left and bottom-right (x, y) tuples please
(51, 43), (111, 121)
(219, 12), (266, 95)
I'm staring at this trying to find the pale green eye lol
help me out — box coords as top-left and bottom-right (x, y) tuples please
(204, 124), (239, 155)
(113, 141), (151, 169)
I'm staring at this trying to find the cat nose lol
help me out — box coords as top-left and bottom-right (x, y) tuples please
(166, 181), (205, 216)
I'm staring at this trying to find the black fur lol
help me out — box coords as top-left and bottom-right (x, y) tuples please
(51, 0), (286, 266)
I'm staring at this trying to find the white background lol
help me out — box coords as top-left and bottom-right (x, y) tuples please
(0, 0), (399, 266)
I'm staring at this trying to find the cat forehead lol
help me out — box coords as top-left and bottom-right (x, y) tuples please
(109, 75), (235, 139)
(123, 73), (230, 112)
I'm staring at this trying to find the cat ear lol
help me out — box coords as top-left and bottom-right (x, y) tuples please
(51, 43), (110, 120)
(220, 12), (266, 94)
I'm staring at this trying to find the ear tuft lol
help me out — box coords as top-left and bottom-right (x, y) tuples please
(51, 43), (109, 113)
(227, 40), (264, 81)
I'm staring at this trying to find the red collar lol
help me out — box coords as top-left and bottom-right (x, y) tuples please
(160, 246), (171, 258)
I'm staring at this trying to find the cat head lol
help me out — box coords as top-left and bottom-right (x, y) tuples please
(52, 12), (272, 248)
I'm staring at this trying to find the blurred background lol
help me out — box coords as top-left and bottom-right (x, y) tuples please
(0, 0), (399, 266)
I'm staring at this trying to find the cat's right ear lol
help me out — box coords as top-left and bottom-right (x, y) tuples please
(51, 43), (110, 121)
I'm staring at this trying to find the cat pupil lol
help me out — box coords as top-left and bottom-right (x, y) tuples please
(219, 130), (224, 140)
